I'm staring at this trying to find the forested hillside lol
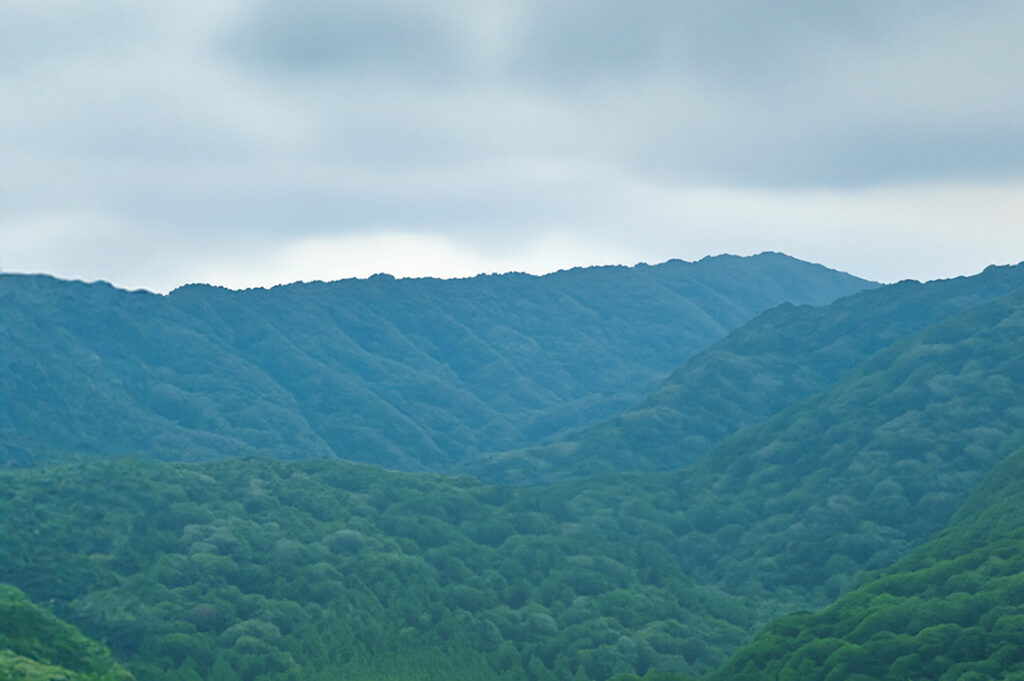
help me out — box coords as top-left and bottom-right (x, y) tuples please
(0, 253), (870, 471)
(463, 262), (1024, 484)
(646, 284), (1024, 608)
(2, 279), (1022, 681)
(0, 583), (132, 681)
(707, 444), (1024, 681)
(0, 457), (756, 681)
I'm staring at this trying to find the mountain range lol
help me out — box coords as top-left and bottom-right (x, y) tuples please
(0, 252), (870, 470)
(2, 253), (1023, 681)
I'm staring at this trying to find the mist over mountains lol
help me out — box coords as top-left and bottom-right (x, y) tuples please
(3, 253), (1023, 681)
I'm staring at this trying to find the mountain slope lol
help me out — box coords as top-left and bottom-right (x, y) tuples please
(705, 443), (1024, 681)
(543, 283), (1024, 613)
(462, 262), (1024, 484)
(0, 583), (132, 681)
(0, 253), (871, 471)
(668, 284), (1024, 603)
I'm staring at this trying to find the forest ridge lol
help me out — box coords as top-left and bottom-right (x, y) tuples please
(1, 252), (870, 471)
(2, 254), (1024, 681)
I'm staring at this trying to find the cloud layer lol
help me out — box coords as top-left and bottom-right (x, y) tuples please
(2, 0), (1022, 290)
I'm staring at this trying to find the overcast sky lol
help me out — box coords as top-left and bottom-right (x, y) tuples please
(2, 0), (1022, 292)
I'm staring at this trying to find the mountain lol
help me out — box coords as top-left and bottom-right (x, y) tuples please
(2, 277), (1022, 681)
(462, 262), (1024, 484)
(628, 283), (1024, 609)
(706, 443), (1024, 681)
(0, 253), (871, 471)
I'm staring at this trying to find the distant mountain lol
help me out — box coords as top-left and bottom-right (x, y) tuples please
(2, 279), (1022, 681)
(706, 443), (1024, 681)
(0, 252), (872, 470)
(462, 262), (1024, 484)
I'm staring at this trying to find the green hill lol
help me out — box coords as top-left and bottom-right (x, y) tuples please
(0, 253), (871, 471)
(0, 583), (132, 681)
(462, 262), (1024, 484)
(705, 443), (1024, 681)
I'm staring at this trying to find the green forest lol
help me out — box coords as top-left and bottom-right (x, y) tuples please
(2, 256), (1023, 680)
(706, 443), (1024, 681)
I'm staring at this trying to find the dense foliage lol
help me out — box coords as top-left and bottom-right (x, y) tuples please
(0, 253), (870, 472)
(707, 444), (1024, 681)
(529, 284), (1024, 619)
(0, 583), (131, 681)
(660, 285), (1024, 605)
(1, 458), (752, 681)
(463, 262), (1024, 484)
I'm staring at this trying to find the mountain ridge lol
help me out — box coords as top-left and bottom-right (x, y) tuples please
(461, 261), (1024, 484)
(1, 252), (872, 471)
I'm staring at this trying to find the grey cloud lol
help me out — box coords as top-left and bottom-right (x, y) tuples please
(2, 0), (1023, 291)
(223, 1), (890, 87)
(224, 0), (467, 80)
(209, 0), (1024, 187)
(507, 1), (1019, 93)
(0, 1), (143, 70)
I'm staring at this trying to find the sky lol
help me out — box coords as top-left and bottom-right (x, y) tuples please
(1, 0), (1022, 293)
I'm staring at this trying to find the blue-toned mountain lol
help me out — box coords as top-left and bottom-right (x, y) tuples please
(463, 261), (1024, 484)
(0, 252), (870, 470)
